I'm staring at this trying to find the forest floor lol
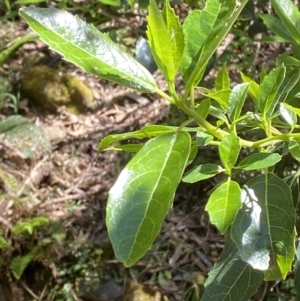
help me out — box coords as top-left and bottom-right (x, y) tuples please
(0, 4), (294, 301)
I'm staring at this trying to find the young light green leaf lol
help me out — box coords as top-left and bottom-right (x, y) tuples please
(98, 124), (200, 151)
(271, 0), (300, 44)
(196, 98), (211, 120)
(268, 68), (300, 118)
(259, 13), (297, 43)
(98, 125), (177, 151)
(202, 234), (263, 301)
(106, 144), (142, 153)
(241, 73), (259, 105)
(147, 0), (183, 81)
(257, 64), (286, 117)
(0, 236), (12, 250)
(19, 7), (157, 93)
(277, 54), (300, 67)
(162, 0), (184, 77)
(206, 180), (241, 234)
(282, 103), (300, 117)
(227, 83), (249, 122)
(280, 103), (297, 128)
(215, 63), (230, 91)
(196, 131), (214, 146)
(209, 106), (229, 124)
(106, 132), (191, 266)
(205, 89), (231, 109)
(180, 0), (220, 83)
(289, 141), (300, 162)
(182, 163), (223, 183)
(219, 133), (241, 174)
(236, 153), (282, 170)
(183, 0), (249, 92)
(231, 173), (296, 280)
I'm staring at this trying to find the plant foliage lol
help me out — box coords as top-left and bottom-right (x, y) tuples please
(20, 0), (300, 299)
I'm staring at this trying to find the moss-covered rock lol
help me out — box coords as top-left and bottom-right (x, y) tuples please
(20, 65), (96, 114)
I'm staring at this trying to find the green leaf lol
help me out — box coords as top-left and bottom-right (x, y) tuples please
(98, 125), (200, 151)
(215, 63), (230, 91)
(270, 68), (300, 113)
(289, 141), (300, 162)
(280, 103), (297, 128)
(219, 133), (241, 174)
(106, 132), (191, 266)
(259, 13), (297, 43)
(205, 89), (231, 108)
(180, 0), (220, 83)
(0, 236), (12, 250)
(231, 173), (296, 280)
(227, 83), (249, 122)
(98, 125), (177, 151)
(195, 131), (214, 146)
(241, 73), (259, 105)
(282, 103), (300, 117)
(295, 239), (300, 301)
(202, 233), (263, 301)
(19, 7), (157, 93)
(236, 152), (282, 170)
(182, 163), (223, 183)
(13, 217), (49, 235)
(206, 180), (241, 234)
(257, 64), (286, 117)
(162, 0), (184, 78)
(10, 249), (38, 279)
(196, 98), (211, 120)
(271, 0), (300, 44)
(277, 54), (300, 67)
(183, 0), (249, 91)
(106, 144), (142, 152)
(147, 0), (183, 81)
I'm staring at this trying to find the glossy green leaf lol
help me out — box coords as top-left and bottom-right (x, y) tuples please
(162, 0), (184, 78)
(106, 144), (142, 152)
(147, 0), (183, 81)
(271, 0), (300, 44)
(295, 239), (300, 301)
(182, 163), (223, 183)
(270, 68), (300, 118)
(180, 0), (220, 83)
(289, 141), (300, 162)
(227, 83), (249, 122)
(206, 180), (241, 234)
(280, 103), (297, 128)
(219, 133), (241, 174)
(257, 64), (286, 117)
(98, 125), (200, 151)
(241, 73), (259, 105)
(209, 106), (228, 124)
(231, 173), (296, 280)
(282, 103), (300, 117)
(277, 54), (300, 67)
(196, 131), (214, 146)
(196, 98), (211, 120)
(236, 153), (282, 170)
(183, 0), (249, 92)
(106, 132), (191, 266)
(259, 13), (297, 43)
(215, 63), (230, 91)
(19, 7), (157, 93)
(98, 125), (177, 151)
(206, 89), (231, 108)
(202, 234), (263, 301)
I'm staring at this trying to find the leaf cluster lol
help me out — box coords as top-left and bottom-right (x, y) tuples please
(19, 0), (300, 299)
